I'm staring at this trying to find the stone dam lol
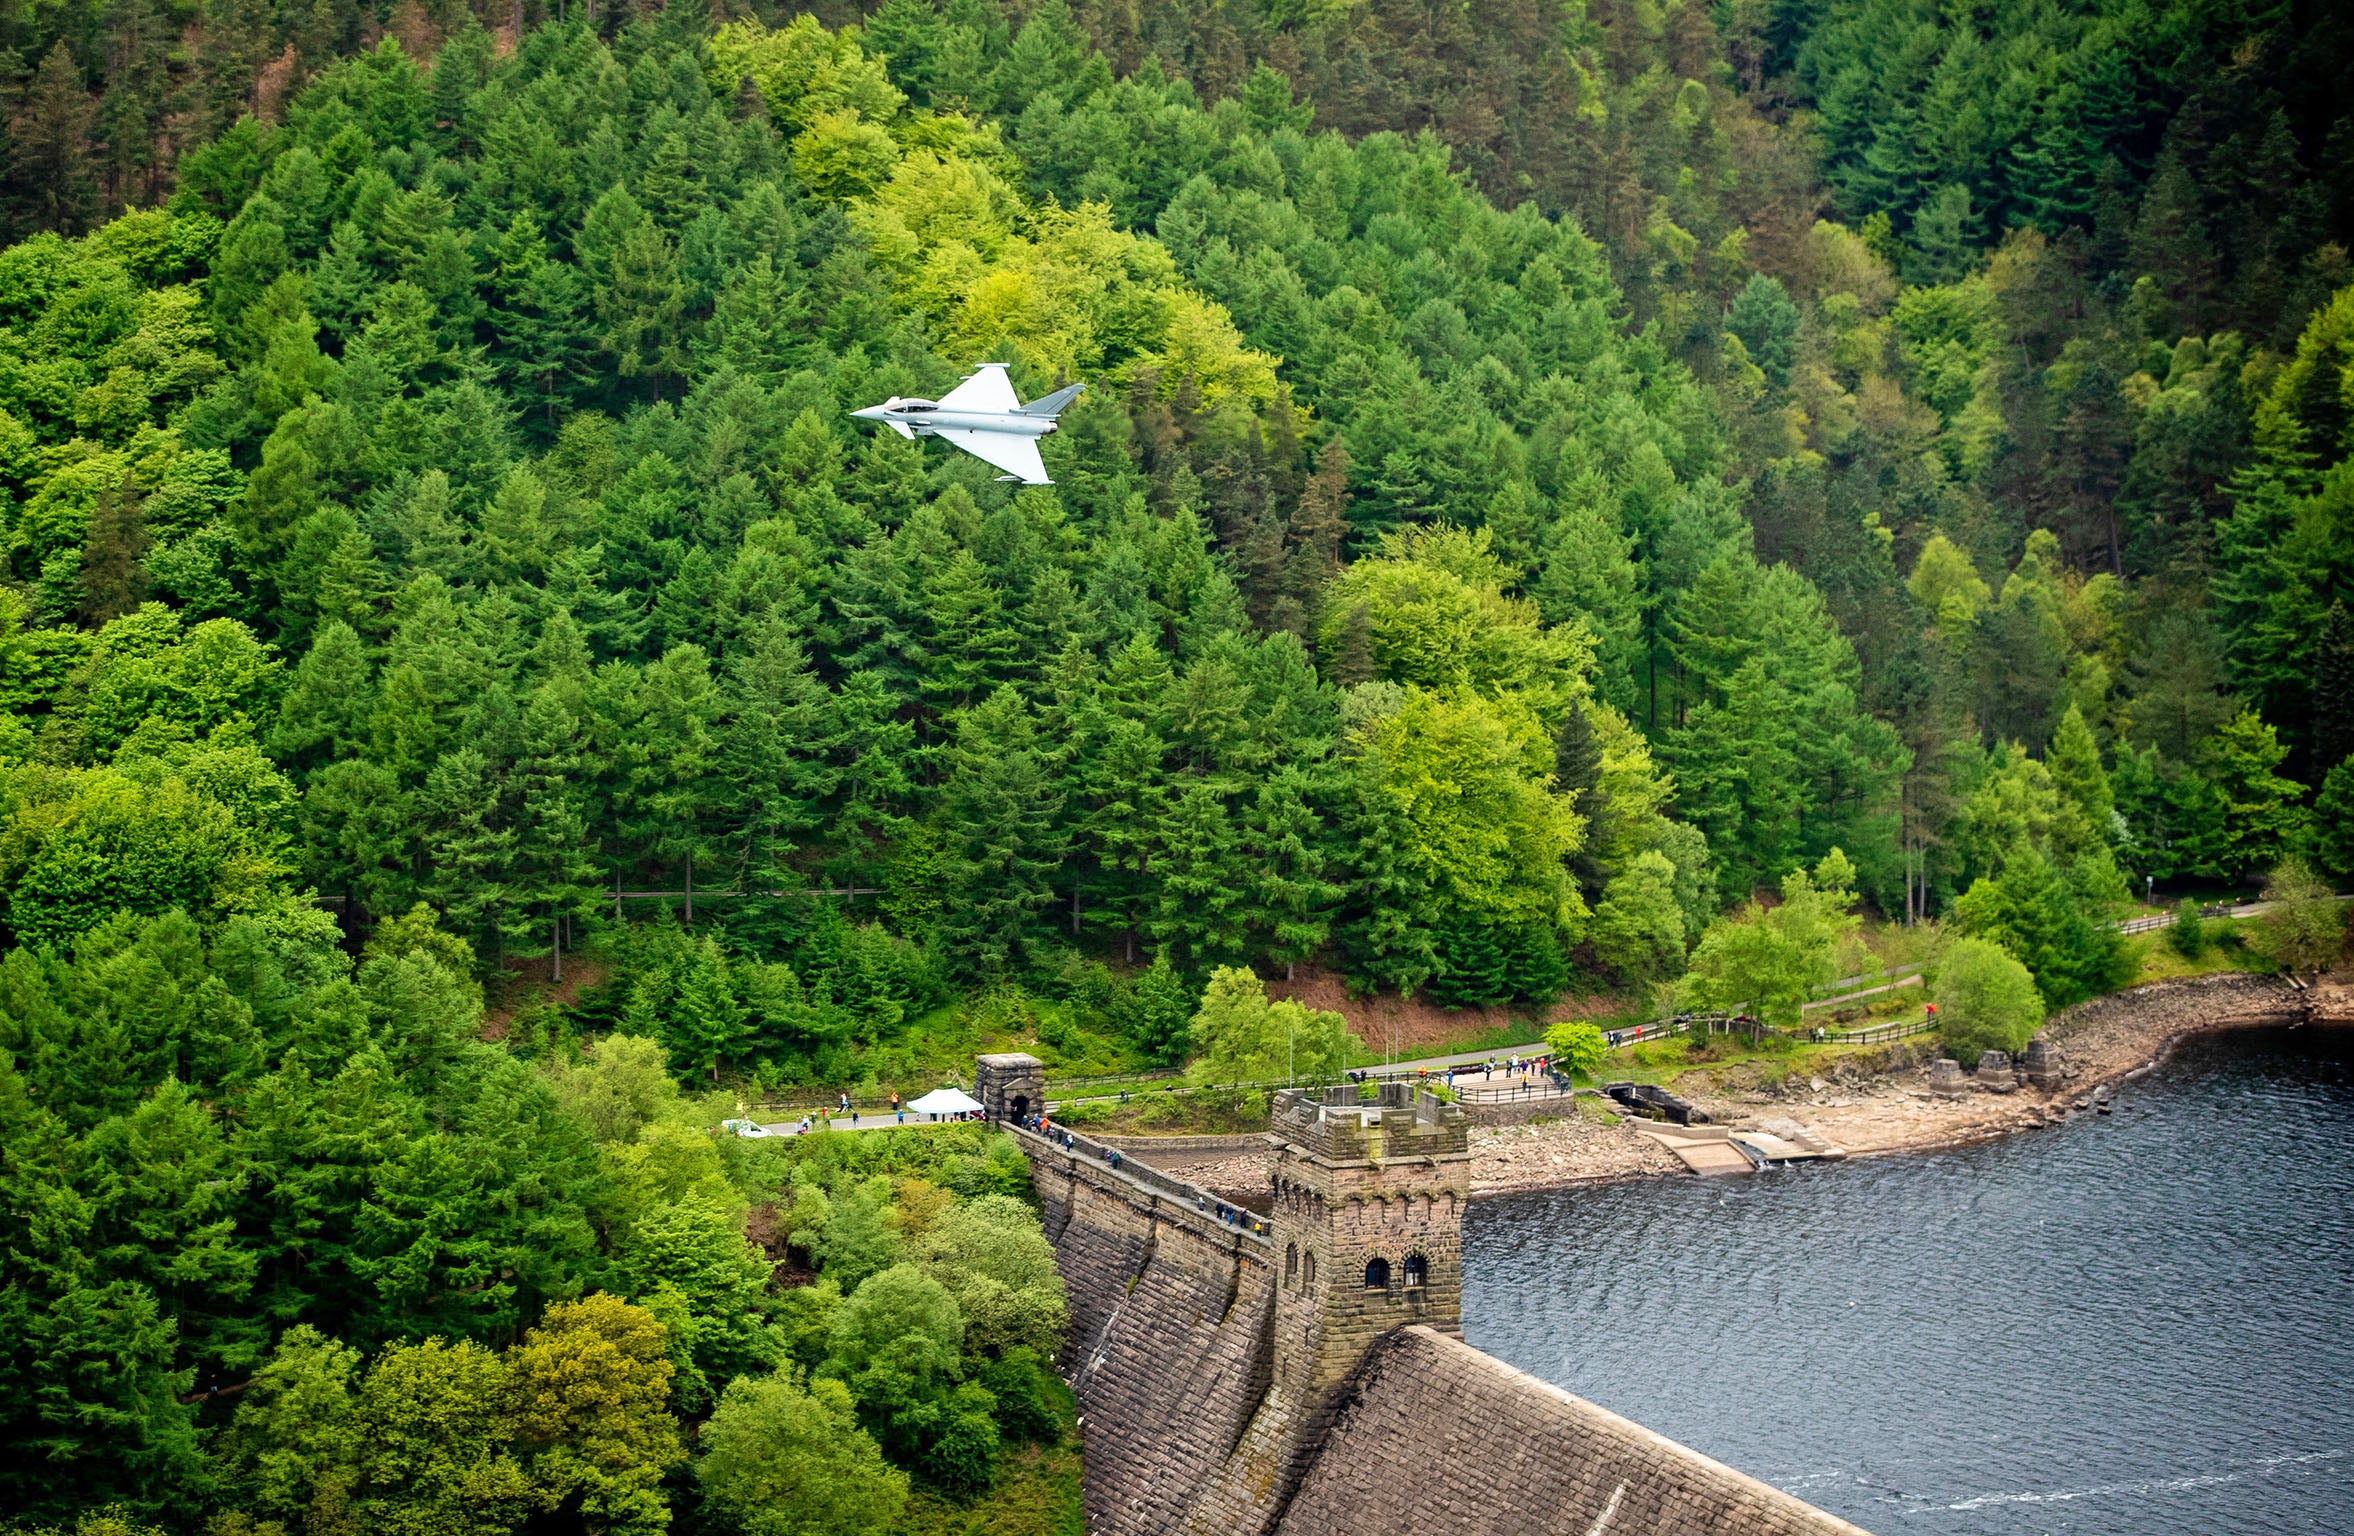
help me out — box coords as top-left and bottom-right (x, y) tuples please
(973, 1053), (1872, 1536)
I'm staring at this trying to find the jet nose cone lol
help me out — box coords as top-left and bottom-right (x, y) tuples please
(851, 403), (890, 421)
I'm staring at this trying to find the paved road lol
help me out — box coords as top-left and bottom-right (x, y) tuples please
(749, 1113), (971, 1138)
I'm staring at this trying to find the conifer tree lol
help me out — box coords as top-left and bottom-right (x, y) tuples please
(80, 475), (151, 623)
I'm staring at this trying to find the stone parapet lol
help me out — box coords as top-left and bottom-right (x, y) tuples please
(1268, 1082), (1470, 1161)
(1094, 1133), (1275, 1158)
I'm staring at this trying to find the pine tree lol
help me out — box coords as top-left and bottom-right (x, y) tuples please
(418, 745), (523, 964)
(936, 688), (1068, 974)
(79, 475), (150, 623)
(918, 548), (1019, 721)
(713, 619), (842, 922)
(1150, 780), (1248, 969)
(600, 222), (687, 392)
(1339, 750), (1437, 996)
(14, 42), (98, 233)
(669, 939), (750, 1083)
(273, 620), (377, 770)
(2312, 757), (2354, 882)
(512, 683), (603, 978)
(1430, 914), (1511, 1008)
(1242, 769), (1342, 979)
(2313, 602), (2354, 775)
(2046, 704), (2113, 859)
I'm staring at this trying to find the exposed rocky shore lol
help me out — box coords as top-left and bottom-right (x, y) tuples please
(1129, 972), (2346, 1202)
(1474, 971), (2333, 1196)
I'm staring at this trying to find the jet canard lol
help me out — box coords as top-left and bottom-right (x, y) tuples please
(849, 364), (1084, 485)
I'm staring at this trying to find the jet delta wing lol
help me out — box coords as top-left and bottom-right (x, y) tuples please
(930, 427), (1048, 484)
(935, 364), (1020, 413)
(848, 365), (1083, 485)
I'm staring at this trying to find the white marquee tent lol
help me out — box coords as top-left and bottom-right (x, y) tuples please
(906, 1086), (986, 1120)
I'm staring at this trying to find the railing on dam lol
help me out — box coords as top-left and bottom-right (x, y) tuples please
(1009, 1119), (1273, 1241)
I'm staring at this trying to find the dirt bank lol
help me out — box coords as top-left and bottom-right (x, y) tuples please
(1263, 965), (1631, 1057)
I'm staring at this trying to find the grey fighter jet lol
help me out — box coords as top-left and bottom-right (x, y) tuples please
(849, 364), (1083, 485)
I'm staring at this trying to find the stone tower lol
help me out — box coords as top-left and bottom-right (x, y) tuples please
(1263, 1083), (1470, 1475)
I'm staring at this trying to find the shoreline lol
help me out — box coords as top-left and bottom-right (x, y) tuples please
(1464, 970), (2342, 1199)
(1142, 972), (2346, 1202)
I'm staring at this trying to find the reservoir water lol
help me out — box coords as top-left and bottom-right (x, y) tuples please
(1461, 1027), (2354, 1535)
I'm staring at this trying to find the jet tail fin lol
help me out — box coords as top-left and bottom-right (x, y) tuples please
(1016, 382), (1085, 418)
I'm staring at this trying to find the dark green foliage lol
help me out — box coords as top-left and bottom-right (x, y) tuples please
(1953, 847), (2133, 1009)
(1121, 952), (1195, 1066)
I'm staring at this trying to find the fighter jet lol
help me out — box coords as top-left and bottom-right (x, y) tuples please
(849, 364), (1083, 485)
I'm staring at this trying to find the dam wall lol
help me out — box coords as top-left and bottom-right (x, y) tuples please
(1017, 1126), (1285, 1536)
(1005, 1065), (1874, 1536)
(1274, 1325), (1870, 1536)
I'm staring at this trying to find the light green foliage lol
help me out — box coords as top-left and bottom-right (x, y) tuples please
(1185, 966), (1355, 1089)
(1542, 1020), (1608, 1079)
(1932, 936), (2045, 1065)
(2256, 858), (2345, 975)
(506, 1295), (682, 1536)
(913, 1193), (1068, 1358)
(215, 1325), (364, 1529)
(824, 1263), (964, 1378)
(544, 1033), (687, 1147)
(1953, 843), (2132, 1008)
(1678, 852), (1860, 1027)
(815, 1181), (903, 1294)
(615, 1198), (787, 1400)
(695, 1371), (909, 1536)
(0, 752), (290, 948)
(1319, 526), (1593, 725)
(1588, 849), (1688, 984)
(351, 1336), (537, 1536)
(1360, 688), (1586, 938)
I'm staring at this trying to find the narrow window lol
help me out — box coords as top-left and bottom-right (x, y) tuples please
(1303, 1251), (1315, 1288)
(1403, 1253), (1429, 1288)
(1363, 1257), (1390, 1289)
(1285, 1243), (1298, 1286)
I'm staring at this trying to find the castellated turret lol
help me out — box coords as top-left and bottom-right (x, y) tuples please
(1265, 1083), (1471, 1444)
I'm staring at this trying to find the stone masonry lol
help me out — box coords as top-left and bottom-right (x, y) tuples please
(1275, 1326), (1873, 1536)
(975, 1051), (1046, 1123)
(1000, 1060), (1875, 1536)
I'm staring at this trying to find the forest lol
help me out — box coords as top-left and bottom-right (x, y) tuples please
(0, 0), (2350, 1530)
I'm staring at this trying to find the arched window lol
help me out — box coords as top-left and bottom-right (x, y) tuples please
(1403, 1253), (1429, 1288)
(1285, 1243), (1298, 1286)
(1363, 1257), (1390, 1290)
(1303, 1251), (1316, 1288)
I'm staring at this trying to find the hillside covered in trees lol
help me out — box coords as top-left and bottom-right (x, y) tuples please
(2, 0), (2352, 1530)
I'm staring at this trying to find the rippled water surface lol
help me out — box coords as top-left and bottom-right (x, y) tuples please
(1461, 1028), (2354, 1535)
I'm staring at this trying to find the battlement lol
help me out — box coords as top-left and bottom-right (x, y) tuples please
(1267, 1083), (1471, 1165)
